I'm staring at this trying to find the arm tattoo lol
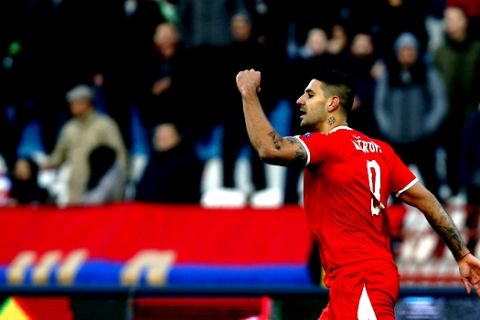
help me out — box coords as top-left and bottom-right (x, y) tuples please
(425, 199), (467, 260)
(286, 137), (307, 165)
(285, 137), (298, 145)
(269, 131), (282, 150)
(295, 145), (308, 164)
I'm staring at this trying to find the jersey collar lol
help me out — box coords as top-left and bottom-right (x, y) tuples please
(329, 125), (351, 133)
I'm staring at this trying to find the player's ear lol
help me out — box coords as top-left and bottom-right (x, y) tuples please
(327, 96), (340, 112)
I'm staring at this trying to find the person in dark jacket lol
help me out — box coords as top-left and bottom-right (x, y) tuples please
(135, 122), (204, 203)
(80, 145), (126, 204)
(8, 156), (49, 205)
(374, 32), (448, 202)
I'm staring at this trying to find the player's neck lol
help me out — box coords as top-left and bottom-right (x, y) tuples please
(318, 116), (348, 133)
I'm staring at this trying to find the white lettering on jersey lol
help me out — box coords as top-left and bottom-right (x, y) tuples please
(352, 139), (382, 154)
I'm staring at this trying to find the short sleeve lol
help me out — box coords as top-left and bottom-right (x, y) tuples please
(298, 132), (330, 166)
(388, 145), (417, 196)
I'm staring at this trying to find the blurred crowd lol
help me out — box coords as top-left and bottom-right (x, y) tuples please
(0, 0), (479, 211)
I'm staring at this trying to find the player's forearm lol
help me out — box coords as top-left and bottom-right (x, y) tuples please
(420, 195), (470, 261)
(241, 93), (281, 159)
(400, 184), (470, 261)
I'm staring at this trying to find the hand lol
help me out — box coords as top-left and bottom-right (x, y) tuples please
(39, 161), (54, 171)
(152, 78), (172, 95)
(458, 253), (480, 296)
(236, 69), (261, 97)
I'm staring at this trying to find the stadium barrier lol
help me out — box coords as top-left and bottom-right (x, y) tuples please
(0, 202), (477, 319)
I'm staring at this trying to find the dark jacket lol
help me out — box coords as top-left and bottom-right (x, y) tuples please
(135, 142), (204, 203)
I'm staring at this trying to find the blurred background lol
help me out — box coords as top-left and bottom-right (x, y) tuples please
(0, 0), (480, 319)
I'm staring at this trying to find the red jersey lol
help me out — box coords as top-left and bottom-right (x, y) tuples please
(298, 126), (417, 286)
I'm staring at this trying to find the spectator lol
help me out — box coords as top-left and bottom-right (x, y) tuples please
(143, 22), (191, 133)
(80, 145), (126, 205)
(99, 0), (165, 151)
(176, 0), (250, 138)
(41, 85), (128, 205)
(345, 32), (382, 138)
(135, 122), (204, 203)
(374, 32), (448, 201)
(433, 6), (480, 200)
(221, 12), (270, 194)
(8, 157), (50, 206)
(296, 28), (331, 61)
(447, 0), (480, 38)
(373, 0), (430, 62)
(327, 23), (350, 60)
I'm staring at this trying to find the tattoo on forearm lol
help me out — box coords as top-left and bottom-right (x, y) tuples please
(269, 131), (282, 150)
(327, 116), (335, 125)
(426, 200), (467, 260)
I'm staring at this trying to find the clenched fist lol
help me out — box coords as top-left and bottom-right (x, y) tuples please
(236, 69), (261, 96)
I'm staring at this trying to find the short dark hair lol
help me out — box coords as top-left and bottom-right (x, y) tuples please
(314, 67), (355, 113)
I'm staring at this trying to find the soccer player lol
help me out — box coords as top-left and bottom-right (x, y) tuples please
(235, 68), (480, 319)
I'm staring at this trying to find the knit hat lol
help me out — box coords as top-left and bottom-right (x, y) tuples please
(394, 32), (419, 53)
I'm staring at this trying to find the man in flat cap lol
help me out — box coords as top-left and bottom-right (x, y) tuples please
(41, 85), (128, 205)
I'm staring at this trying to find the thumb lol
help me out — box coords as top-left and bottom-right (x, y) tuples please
(462, 278), (471, 294)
